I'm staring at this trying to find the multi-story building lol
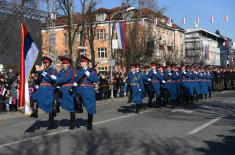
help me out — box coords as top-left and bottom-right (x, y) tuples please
(42, 6), (185, 72)
(185, 28), (225, 66)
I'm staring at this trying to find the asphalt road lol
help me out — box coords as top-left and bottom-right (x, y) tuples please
(0, 91), (234, 155)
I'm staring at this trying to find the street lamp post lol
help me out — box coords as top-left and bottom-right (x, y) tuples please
(109, 7), (135, 98)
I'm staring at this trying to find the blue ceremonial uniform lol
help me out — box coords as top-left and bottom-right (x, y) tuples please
(148, 70), (163, 97)
(74, 67), (99, 114)
(136, 71), (145, 99)
(198, 72), (209, 95)
(32, 67), (57, 113)
(180, 71), (194, 96)
(127, 71), (144, 105)
(54, 66), (75, 112)
(192, 72), (202, 96)
(206, 72), (213, 92)
(171, 71), (181, 98)
(163, 71), (176, 100)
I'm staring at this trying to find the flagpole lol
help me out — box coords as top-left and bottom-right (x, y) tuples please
(19, 23), (25, 109)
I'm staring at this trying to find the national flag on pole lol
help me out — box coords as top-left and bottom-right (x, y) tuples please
(210, 16), (214, 23)
(139, 18), (145, 25)
(224, 15), (229, 22)
(154, 18), (158, 26)
(166, 18), (172, 27)
(20, 23), (39, 114)
(116, 21), (127, 49)
(194, 17), (199, 28)
(182, 17), (186, 25)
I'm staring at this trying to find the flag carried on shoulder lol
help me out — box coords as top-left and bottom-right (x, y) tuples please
(19, 23), (39, 115)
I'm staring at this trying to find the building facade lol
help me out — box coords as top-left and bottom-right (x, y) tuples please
(41, 6), (185, 72)
(185, 28), (225, 66)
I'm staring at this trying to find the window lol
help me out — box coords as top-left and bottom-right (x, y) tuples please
(98, 67), (108, 72)
(97, 29), (107, 40)
(98, 48), (107, 58)
(81, 49), (86, 56)
(96, 13), (107, 22)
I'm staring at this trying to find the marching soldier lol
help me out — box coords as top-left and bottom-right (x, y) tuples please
(180, 65), (194, 103)
(191, 65), (201, 101)
(163, 64), (176, 108)
(148, 63), (164, 107)
(74, 55), (99, 130)
(213, 67), (224, 91)
(206, 67), (214, 98)
(135, 64), (145, 108)
(31, 56), (57, 130)
(127, 64), (144, 113)
(172, 65), (181, 103)
(143, 65), (154, 107)
(49, 56), (76, 130)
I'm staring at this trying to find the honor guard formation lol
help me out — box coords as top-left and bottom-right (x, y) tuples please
(2, 56), (234, 131)
(127, 62), (235, 113)
(31, 55), (99, 130)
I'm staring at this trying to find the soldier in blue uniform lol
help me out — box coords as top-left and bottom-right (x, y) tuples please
(74, 55), (99, 130)
(49, 56), (76, 129)
(180, 65), (194, 103)
(127, 64), (144, 113)
(172, 66), (181, 103)
(135, 64), (145, 108)
(32, 56), (57, 130)
(143, 65), (154, 107)
(148, 63), (164, 107)
(198, 67), (209, 99)
(163, 64), (176, 108)
(191, 65), (202, 101)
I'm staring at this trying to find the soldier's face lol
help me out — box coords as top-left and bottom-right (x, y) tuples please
(167, 67), (171, 71)
(44, 63), (50, 68)
(130, 67), (135, 72)
(80, 61), (88, 68)
(62, 63), (70, 69)
(151, 66), (156, 70)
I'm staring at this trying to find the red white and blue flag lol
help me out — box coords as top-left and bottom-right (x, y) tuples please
(20, 23), (39, 114)
(116, 21), (127, 49)
(224, 15), (229, 22)
(210, 16), (214, 23)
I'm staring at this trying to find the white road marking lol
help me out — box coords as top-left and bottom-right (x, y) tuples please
(0, 109), (154, 148)
(171, 109), (195, 114)
(186, 117), (221, 135)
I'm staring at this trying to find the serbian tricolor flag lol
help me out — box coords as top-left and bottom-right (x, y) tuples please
(194, 17), (200, 28)
(224, 15), (229, 23)
(116, 21), (127, 49)
(20, 23), (39, 114)
(182, 17), (186, 25)
(210, 16), (214, 23)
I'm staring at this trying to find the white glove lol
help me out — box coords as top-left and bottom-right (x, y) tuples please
(73, 82), (78, 86)
(85, 70), (90, 77)
(183, 71), (186, 74)
(148, 78), (151, 81)
(162, 80), (166, 83)
(153, 71), (157, 74)
(34, 85), (39, 89)
(138, 89), (142, 92)
(42, 71), (47, 77)
(50, 75), (57, 80)
(168, 73), (172, 76)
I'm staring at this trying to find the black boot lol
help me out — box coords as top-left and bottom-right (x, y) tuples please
(69, 112), (76, 130)
(205, 94), (207, 99)
(47, 113), (55, 130)
(87, 114), (93, 130)
(148, 99), (152, 107)
(135, 104), (139, 113)
(209, 92), (211, 98)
